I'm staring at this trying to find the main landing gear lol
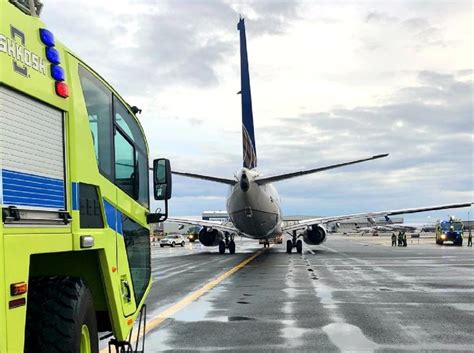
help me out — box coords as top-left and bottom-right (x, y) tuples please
(219, 233), (236, 254)
(286, 231), (303, 254)
(262, 240), (270, 248)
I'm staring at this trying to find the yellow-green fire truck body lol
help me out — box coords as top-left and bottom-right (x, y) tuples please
(0, 1), (170, 352)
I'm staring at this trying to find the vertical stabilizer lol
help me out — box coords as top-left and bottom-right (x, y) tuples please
(238, 17), (257, 169)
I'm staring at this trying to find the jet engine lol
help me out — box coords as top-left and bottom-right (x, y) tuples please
(198, 227), (224, 247)
(302, 224), (327, 245)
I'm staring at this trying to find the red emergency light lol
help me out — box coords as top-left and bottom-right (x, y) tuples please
(55, 81), (69, 98)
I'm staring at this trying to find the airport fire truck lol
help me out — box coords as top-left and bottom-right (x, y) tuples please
(435, 217), (464, 246)
(0, 1), (172, 352)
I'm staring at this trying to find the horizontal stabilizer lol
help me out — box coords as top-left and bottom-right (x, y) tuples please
(172, 171), (236, 185)
(255, 154), (389, 185)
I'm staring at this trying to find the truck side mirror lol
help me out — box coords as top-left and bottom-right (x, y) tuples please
(147, 158), (172, 224)
(153, 158), (172, 200)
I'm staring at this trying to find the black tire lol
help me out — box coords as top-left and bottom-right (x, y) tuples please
(160, 244), (164, 247)
(286, 240), (292, 254)
(171, 242), (175, 247)
(219, 240), (226, 254)
(229, 240), (236, 254)
(296, 239), (303, 254)
(25, 276), (98, 353)
(181, 241), (185, 247)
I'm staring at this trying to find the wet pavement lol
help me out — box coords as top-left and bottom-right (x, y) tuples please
(143, 236), (474, 352)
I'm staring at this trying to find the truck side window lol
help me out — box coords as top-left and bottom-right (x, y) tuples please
(122, 216), (150, 304)
(113, 97), (149, 208)
(115, 131), (136, 199)
(78, 66), (114, 182)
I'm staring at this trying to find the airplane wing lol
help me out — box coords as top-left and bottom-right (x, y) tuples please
(172, 171), (236, 185)
(167, 217), (238, 234)
(282, 202), (472, 233)
(254, 154), (388, 185)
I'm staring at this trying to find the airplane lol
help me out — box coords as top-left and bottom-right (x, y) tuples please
(353, 216), (430, 235)
(167, 17), (472, 254)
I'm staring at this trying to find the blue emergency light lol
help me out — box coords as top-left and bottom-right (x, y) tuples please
(45, 47), (60, 65)
(51, 65), (65, 81)
(39, 29), (55, 47)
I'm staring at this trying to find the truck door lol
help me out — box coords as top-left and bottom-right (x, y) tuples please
(113, 96), (151, 315)
(78, 64), (151, 317)
(77, 66), (135, 316)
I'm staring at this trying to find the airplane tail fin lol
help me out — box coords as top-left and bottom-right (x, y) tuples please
(255, 154), (389, 185)
(384, 215), (393, 224)
(238, 17), (257, 169)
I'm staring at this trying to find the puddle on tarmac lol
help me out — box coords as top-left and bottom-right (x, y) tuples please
(378, 287), (393, 291)
(146, 328), (173, 352)
(283, 287), (300, 299)
(280, 319), (309, 348)
(450, 303), (474, 311)
(282, 301), (293, 315)
(313, 283), (336, 305)
(171, 285), (227, 322)
(323, 322), (378, 352)
(228, 316), (256, 321)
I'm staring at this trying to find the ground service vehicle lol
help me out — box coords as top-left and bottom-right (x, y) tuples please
(160, 234), (186, 247)
(0, 1), (172, 352)
(435, 217), (464, 246)
(186, 226), (200, 242)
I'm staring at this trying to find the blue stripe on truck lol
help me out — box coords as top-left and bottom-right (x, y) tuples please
(103, 199), (123, 235)
(1, 169), (65, 209)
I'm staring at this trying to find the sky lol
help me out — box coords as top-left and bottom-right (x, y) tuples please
(42, 0), (473, 222)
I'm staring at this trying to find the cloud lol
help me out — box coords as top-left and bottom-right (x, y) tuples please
(40, 1), (472, 220)
(43, 0), (301, 97)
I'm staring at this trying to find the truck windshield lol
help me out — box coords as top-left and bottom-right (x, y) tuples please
(441, 222), (463, 232)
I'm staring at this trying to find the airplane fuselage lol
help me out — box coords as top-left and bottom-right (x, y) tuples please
(226, 168), (282, 239)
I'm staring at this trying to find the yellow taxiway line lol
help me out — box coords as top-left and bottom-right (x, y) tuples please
(100, 248), (265, 352)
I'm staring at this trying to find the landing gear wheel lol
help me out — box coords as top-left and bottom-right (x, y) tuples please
(25, 276), (99, 353)
(219, 240), (226, 254)
(229, 240), (236, 254)
(286, 240), (293, 254)
(296, 239), (303, 254)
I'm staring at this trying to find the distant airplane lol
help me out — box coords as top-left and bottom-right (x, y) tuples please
(167, 18), (472, 254)
(354, 216), (429, 235)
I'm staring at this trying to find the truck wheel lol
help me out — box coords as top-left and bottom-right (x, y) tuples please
(24, 276), (98, 353)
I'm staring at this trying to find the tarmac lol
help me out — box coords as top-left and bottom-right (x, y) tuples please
(140, 234), (473, 352)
